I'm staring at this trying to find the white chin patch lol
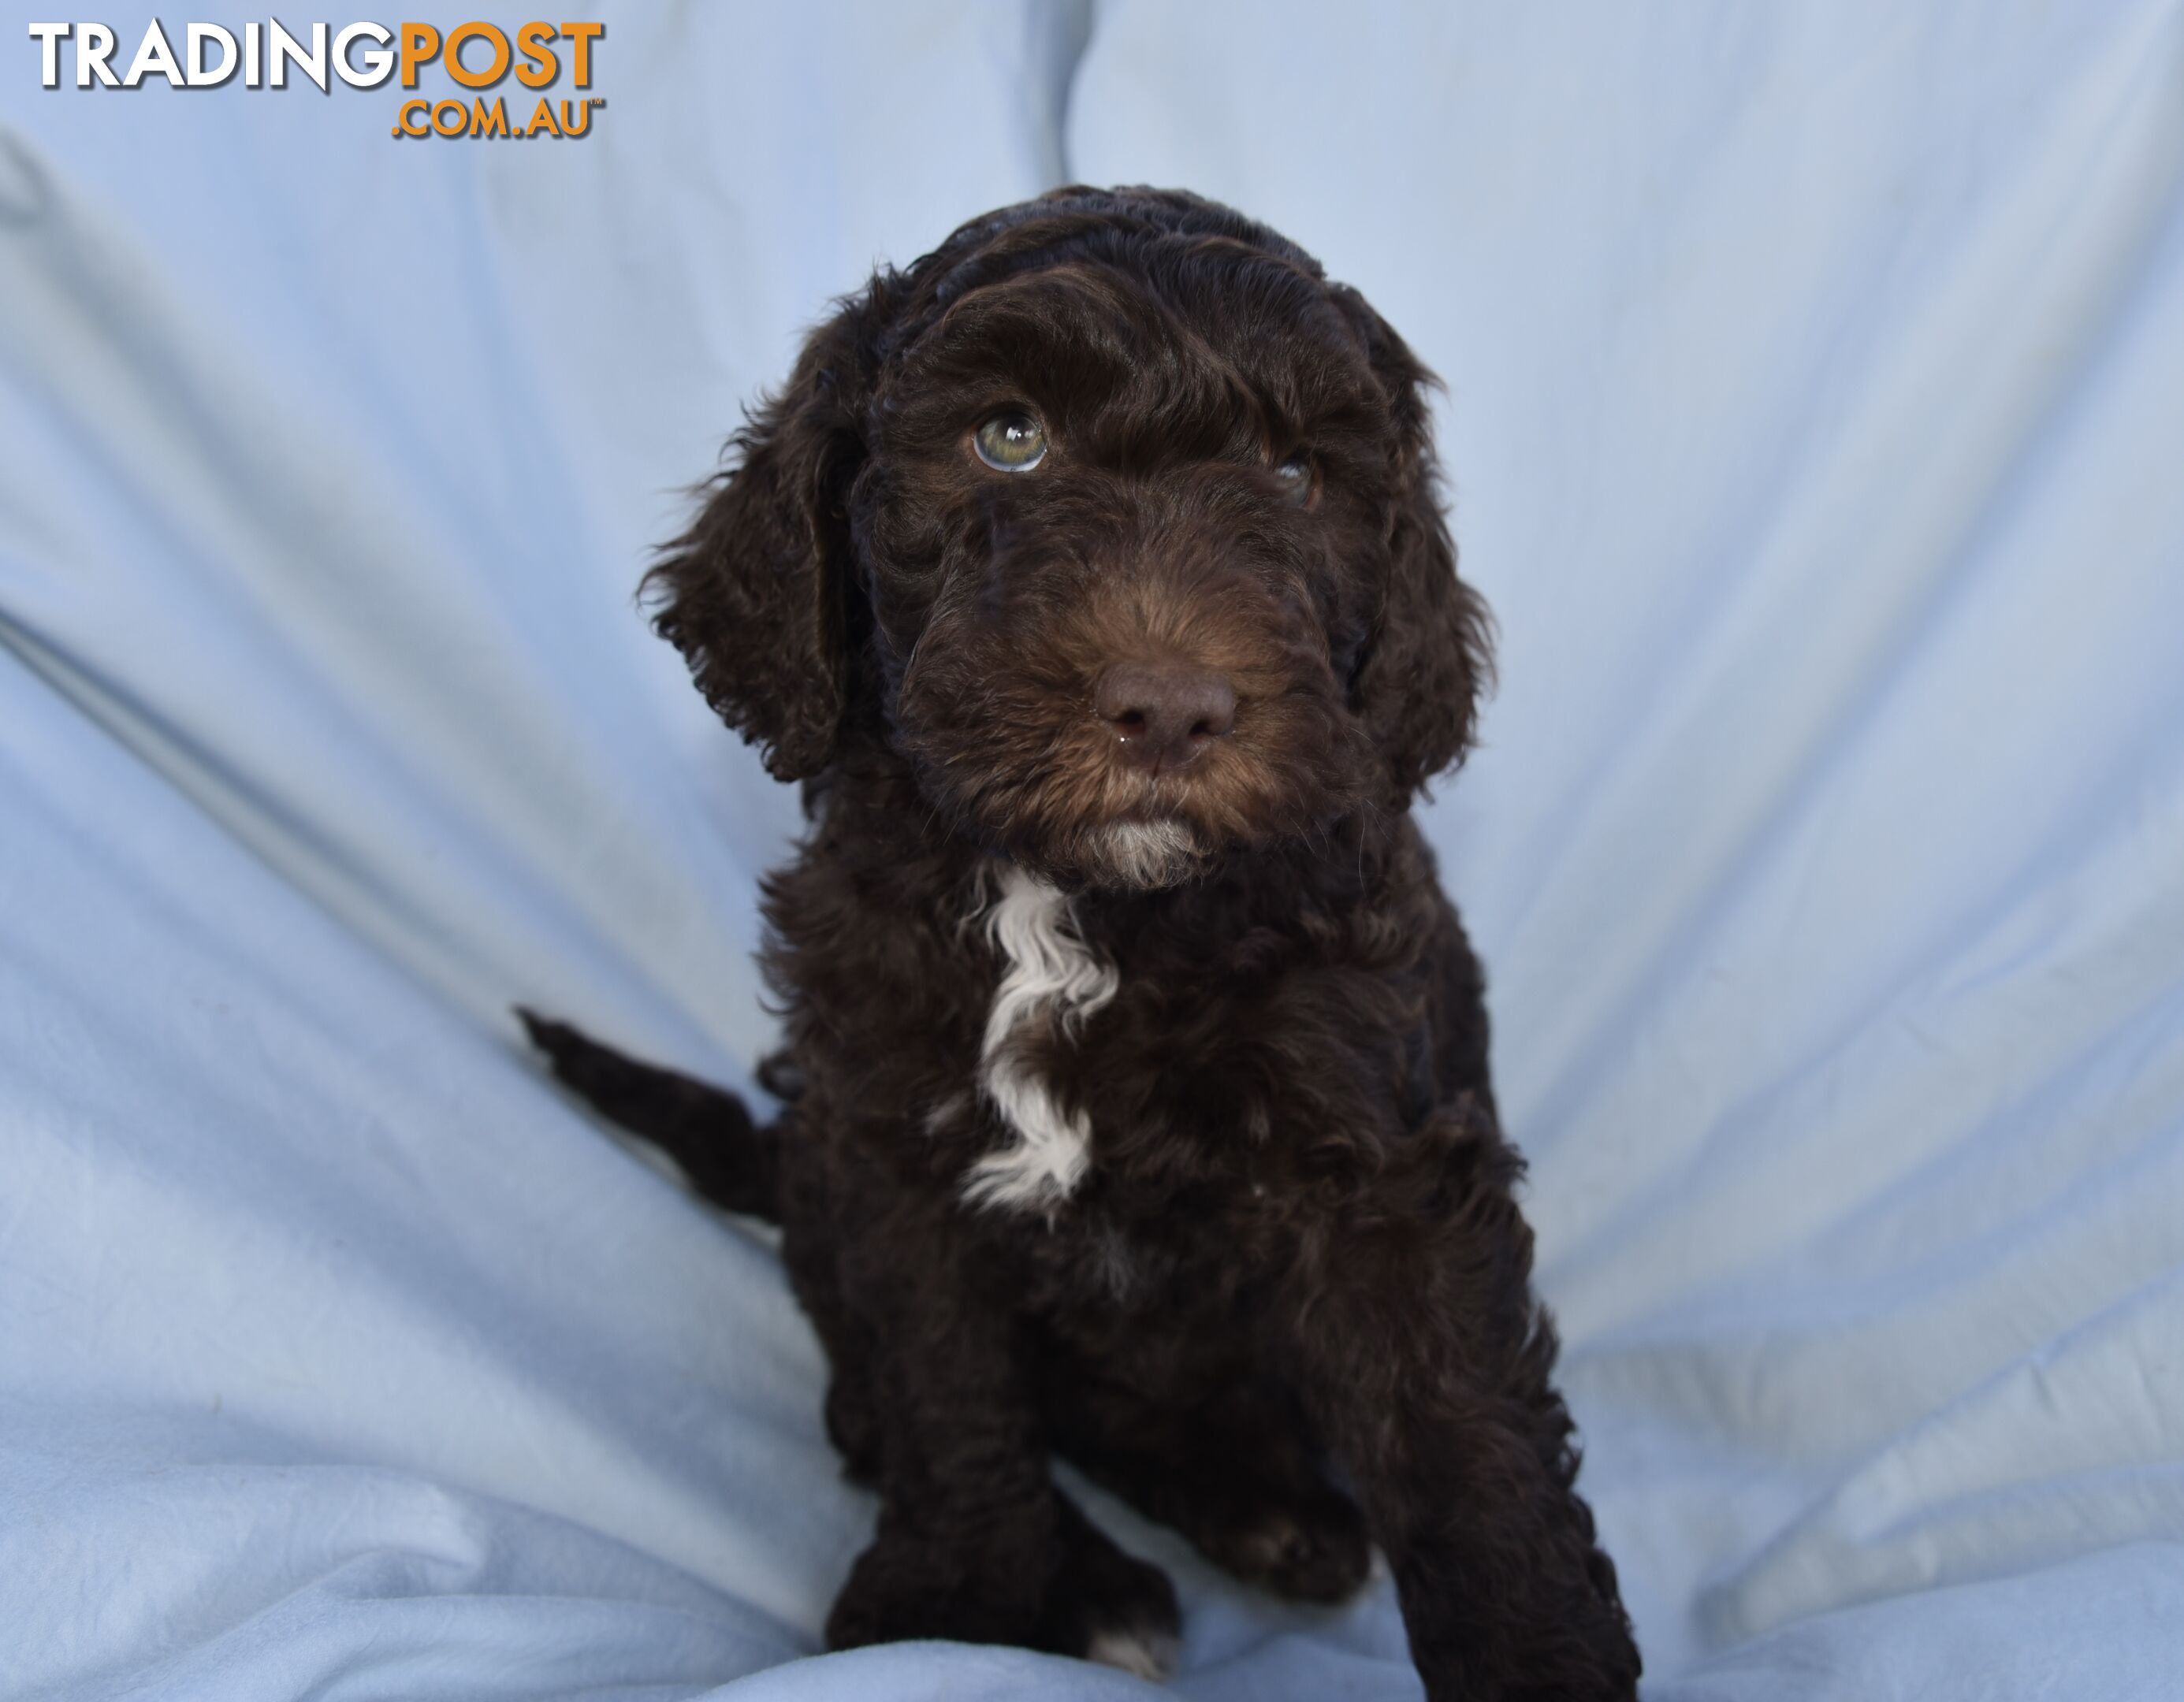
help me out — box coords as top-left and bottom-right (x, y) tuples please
(962, 864), (1118, 1213)
(1088, 818), (1200, 889)
(1087, 1624), (1179, 1682)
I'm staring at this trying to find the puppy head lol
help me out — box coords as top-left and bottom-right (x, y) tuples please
(648, 187), (1490, 890)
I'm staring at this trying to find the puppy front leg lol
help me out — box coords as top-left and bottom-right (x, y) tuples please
(823, 1191), (1061, 1652)
(1285, 1114), (1640, 1701)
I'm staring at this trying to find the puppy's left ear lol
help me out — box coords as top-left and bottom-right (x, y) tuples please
(1338, 288), (1494, 799)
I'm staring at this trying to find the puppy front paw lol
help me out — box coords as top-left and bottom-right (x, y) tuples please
(826, 1528), (1051, 1652)
(1044, 1497), (1181, 1679)
(827, 1501), (1182, 1681)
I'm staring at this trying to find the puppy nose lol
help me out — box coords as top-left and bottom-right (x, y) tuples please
(1095, 659), (1237, 771)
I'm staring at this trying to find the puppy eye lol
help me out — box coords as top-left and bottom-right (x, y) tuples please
(973, 412), (1047, 472)
(1272, 452), (1314, 506)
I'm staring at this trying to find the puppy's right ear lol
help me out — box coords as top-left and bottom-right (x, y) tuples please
(644, 293), (880, 781)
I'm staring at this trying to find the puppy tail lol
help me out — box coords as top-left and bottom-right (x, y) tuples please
(516, 1008), (783, 1223)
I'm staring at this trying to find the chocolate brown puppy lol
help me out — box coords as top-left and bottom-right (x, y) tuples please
(526, 185), (1639, 1701)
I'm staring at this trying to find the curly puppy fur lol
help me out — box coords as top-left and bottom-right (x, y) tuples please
(525, 186), (1639, 1700)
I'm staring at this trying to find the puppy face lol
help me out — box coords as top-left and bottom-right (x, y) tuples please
(649, 188), (1490, 890)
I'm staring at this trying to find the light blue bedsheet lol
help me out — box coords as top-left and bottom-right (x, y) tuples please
(4, 4), (2181, 1696)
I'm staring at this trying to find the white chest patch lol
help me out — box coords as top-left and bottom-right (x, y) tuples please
(962, 864), (1118, 1213)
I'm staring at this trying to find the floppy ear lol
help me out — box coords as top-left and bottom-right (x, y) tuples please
(644, 296), (878, 782)
(1338, 289), (1495, 798)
